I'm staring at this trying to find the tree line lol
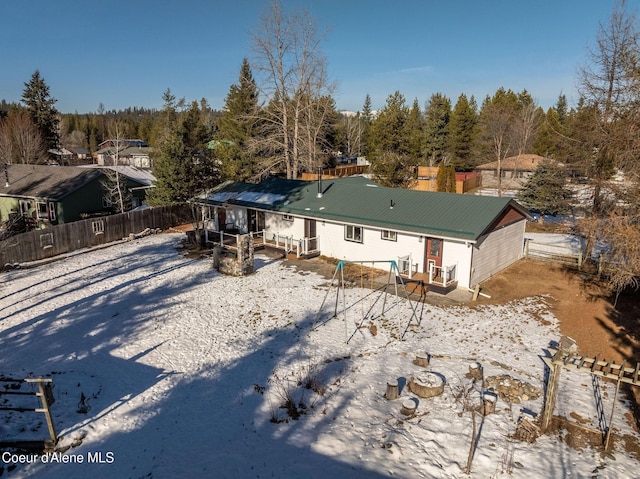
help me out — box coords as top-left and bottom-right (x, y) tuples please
(1, 0), (639, 296)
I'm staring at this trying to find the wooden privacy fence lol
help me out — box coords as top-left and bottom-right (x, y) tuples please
(0, 205), (191, 268)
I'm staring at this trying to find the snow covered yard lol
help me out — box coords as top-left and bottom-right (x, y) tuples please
(0, 233), (637, 478)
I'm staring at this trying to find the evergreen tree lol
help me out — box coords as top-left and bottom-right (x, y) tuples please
(423, 93), (451, 164)
(21, 70), (60, 151)
(369, 91), (409, 155)
(447, 94), (477, 170)
(516, 162), (573, 216)
(216, 59), (259, 181)
(147, 93), (219, 207)
(436, 161), (456, 192)
(360, 94), (373, 156)
(404, 98), (424, 161)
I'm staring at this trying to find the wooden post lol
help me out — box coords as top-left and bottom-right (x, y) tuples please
(604, 363), (625, 451)
(400, 399), (417, 416)
(385, 379), (399, 400)
(26, 378), (57, 450)
(468, 362), (483, 382)
(541, 352), (563, 432)
(414, 351), (430, 368)
(482, 392), (497, 415)
(525, 239), (530, 259)
(578, 249), (583, 270)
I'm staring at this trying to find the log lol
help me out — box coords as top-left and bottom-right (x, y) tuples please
(385, 379), (399, 400)
(400, 399), (417, 416)
(468, 362), (483, 382)
(408, 372), (445, 398)
(413, 351), (430, 368)
(482, 392), (497, 415)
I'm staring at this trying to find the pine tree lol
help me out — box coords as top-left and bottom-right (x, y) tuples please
(424, 93), (451, 164)
(216, 59), (260, 181)
(369, 91), (409, 155)
(360, 94), (373, 156)
(21, 70), (60, 152)
(447, 94), (477, 170)
(404, 98), (424, 161)
(516, 163), (573, 216)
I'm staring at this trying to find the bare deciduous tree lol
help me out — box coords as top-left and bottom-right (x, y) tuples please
(0, 112), (47, 164)
(100, 121), (130, 213)
(252, 0), (333, 179)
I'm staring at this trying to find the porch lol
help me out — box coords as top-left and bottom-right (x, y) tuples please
(204, 225), (320, 259)
(397, 255), (459, 295)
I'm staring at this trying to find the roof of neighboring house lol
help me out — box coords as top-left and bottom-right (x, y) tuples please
(199, 176), (529, 242)
(0, 164), (104, 201)
(80, 165), (156, 186)
(67, 147), (90, 155)
(475, 154), (554, 172)
(95, 145), (151, 156)
(98, 139), (148, 149)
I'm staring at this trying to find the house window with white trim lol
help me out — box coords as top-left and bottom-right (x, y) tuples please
(36, 202), (48, 219)
(48, 202), (56, 221)
(345, 225), (363, 243)
(282, 214), (294, 222)
(92, 220), (105, 235)
(381, 230), (397, 241)
(40, 232), (54, 250)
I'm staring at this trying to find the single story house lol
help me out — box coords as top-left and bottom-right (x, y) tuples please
(475, 154), (555, 190)
(96, 139), (152, 169)
(0, 164), (148, 229)
(196, 176), (530, 292)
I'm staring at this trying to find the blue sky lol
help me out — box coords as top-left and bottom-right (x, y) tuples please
(1, 0), (619, 114)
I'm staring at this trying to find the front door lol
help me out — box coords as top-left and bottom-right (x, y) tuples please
(249, 210), (265, 233)
(425, 237), (443, 278)
(305, 219), (317, 251)
(218, 208), (227, 231)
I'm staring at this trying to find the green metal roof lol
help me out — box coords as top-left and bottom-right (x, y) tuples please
(201, 176), (529, 242)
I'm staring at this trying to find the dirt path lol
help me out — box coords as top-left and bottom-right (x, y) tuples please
(474, 259), (640, 364)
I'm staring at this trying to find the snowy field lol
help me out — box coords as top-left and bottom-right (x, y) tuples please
(0, 233), (637, 478)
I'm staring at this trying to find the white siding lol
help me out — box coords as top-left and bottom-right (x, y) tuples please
(469, 220), (526, 287)
(317, 221), (424, 270)
(442, 240), (473, 289)
(264, 212), (305, 239)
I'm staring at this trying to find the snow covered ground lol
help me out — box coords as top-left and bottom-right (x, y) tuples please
(0, 233), (637, 478)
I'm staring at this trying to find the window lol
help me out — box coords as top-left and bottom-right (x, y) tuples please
(48, 202), (56, 221)
(429, 239), (442, 257)
(40, 232), (54, 250)
(37, 202), (48, 219)
(19, 200), (32, 215)
(381, 230), (397, 241)
(92, 220), (105, 235)
(345, 225), (363, 243)
(282, 214), (294, 222)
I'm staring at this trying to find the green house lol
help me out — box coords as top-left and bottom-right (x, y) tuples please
(0, 164), (148, 229)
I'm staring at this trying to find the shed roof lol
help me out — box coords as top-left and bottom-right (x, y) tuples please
(200, 176), (529, 242)
(0, 164), (104, 201)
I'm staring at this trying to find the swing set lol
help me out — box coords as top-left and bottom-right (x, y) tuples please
(312, 260), (423, 343)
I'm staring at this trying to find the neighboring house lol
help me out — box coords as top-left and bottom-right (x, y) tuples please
(47, 148), (74, 165)
(196, 176), (529, 292)
(96, 139), (152, 168)
(0, 164), (148, 228)
(475, 154), (555, 190)
(80, 165), (156, 208)
(67, 147), (91, 162)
